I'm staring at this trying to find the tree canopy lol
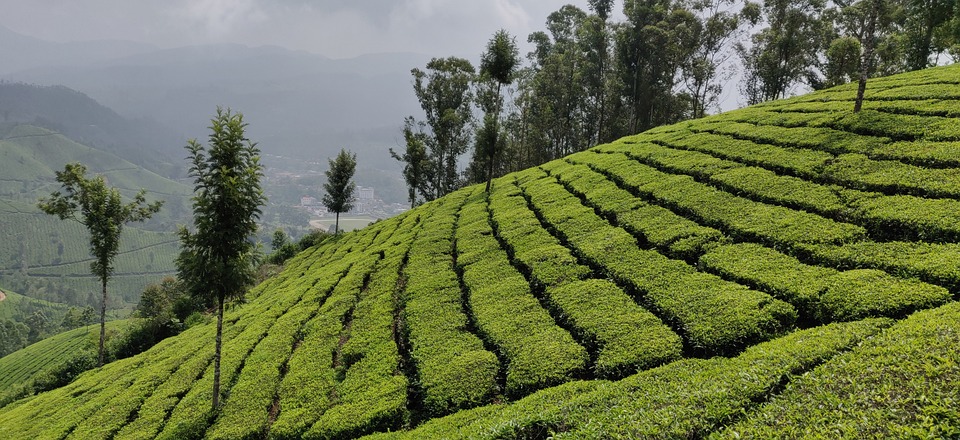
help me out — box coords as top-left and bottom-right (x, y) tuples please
(38, 162), (162, 366)
(322, 148), (357, 234)
(176, 107), (266, 409)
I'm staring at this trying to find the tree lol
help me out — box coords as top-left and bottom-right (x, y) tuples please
(176, 107), (266, 410)
(322, 149), (357, 235)
(271, 228), (290, 251)
(476, 29), (520, 192)
(680, 0), (753, 119)
(738, 0), (830, 104)
(0, 319), (28, 357)
(396, 57), (475, 201)
(38, 162), (163, 366)
(903, 0), (958, 70)
(390, 117), (433, 208)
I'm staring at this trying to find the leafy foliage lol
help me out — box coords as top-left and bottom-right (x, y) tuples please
(4, 63), (960, 440)
(322, 148), (357, 234)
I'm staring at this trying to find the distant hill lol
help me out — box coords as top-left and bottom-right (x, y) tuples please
(0, 123), (189, 311)
(0, 290), (69, 323)
(0, 82), (185, 178)
(0, 25), (156, 75)
(1, 65), (958, 439)
(2, 39), (429, 173)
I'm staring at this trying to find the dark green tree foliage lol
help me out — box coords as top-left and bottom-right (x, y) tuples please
(526, 6), (591, 161)
(0, 319), (28, 358)
(60, 306), (95, 330)
(401, 57), (476, 201)
(584, 0), (616, 144)
(322, 148), (357, 234)
(739, 0), (830, 104)
(176, 107), (266, 410)
(824, 36), (863, 87)
(680, 0), (753, 118)
(617, 0), (700, 132)
(476, 29), (519, 192)
(271, 228), (290, 251)
(903, 0), (958, 70)
(38, 162), (163, 366)
(391, 117), (434, 208)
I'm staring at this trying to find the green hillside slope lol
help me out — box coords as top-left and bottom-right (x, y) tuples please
(0, 290), (69, 322)
(0, 320), (133, 395)
(0, 124), (190, 309)
(1, 66), (959, 439)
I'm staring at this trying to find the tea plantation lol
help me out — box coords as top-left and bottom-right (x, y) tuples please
(2, 66), (959, 439)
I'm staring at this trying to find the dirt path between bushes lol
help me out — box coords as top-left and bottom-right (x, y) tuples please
(0, 290), (6, 302)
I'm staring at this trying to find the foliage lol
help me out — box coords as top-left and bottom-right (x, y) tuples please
(37, 162), (163, 366)
(176, 107), (266, 410)
(397, 57), (476, 202)
(322, 148), (357, 234)
(5, 63), (960, 440)
(716, 302), (960, 438)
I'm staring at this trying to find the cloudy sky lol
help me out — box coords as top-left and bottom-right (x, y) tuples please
(0, 0), (609, 59)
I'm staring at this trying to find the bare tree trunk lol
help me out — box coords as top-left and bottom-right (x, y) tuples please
(335, 211), (341, 234)
(98, 276), (106, 367)
(855, 0), (879, 113)
(212, 295), (223, 410)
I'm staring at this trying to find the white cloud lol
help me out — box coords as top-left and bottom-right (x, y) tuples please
(178, 0), (269, 38)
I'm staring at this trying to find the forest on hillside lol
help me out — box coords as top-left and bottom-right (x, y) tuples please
(394, 0), (960, 206)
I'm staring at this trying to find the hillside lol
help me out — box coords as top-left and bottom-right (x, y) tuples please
(0, 82), (185, 177)
(0, 123), (190, 309)
(0, 319), (133, 396)
(1, 66), (960, 439)
(0, 290), (69, 323)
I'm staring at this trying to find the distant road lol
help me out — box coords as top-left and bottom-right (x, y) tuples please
(309, 217), (376, 233)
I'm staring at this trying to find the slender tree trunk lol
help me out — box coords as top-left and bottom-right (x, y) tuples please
(485, 132), (496, 193)
(335, 211), (341, 234)
(855, 0), (879, 113)
(98, 276), (106, 367)
(212, 295), (223, 410)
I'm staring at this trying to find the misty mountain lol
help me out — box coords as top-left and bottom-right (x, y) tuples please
(2, 30), (432, 172)
(0, 82), (185, 178)
(0, 25), (157, 75)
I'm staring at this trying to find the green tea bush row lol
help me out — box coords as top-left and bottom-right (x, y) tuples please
(800, 240), (960, 293)
(230, 221), (408, 438)
(24, 321), (217, 439)
(601, 142), (960, 243)
(543, 156), (725, 260)
(715, 302), (960, 439)
(157, 264), (320, 440)
(269, 253), (380, 439)
(305, 212), (424, 439)
(68, 331), (210, 439)
(828, 109), (960, 141)
(376, 319), (891, 439)
(595, 143), (847, 216)
(397, 189), (499, 416)
(631, 130), (833, 178)
(700, 243), (950, 322)
(488, 179), (683, 377)
(455, 188), (587, 396)
(579, 152), (866, 248)
(822, 153), (960, 199)
(519, 169), (796, 354)
(696, 120), (889, 155)
(872, 140), (960, 168)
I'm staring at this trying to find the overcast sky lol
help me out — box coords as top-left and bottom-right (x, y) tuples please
(0, 0), (611, 59)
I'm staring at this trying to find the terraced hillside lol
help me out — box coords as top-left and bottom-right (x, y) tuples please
(0, 124), (189, 308)
(0, 320), (133, 395)
(2, 66), (960, 439)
